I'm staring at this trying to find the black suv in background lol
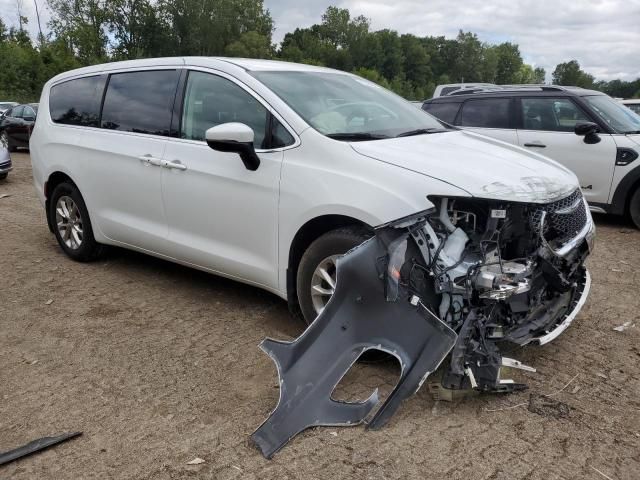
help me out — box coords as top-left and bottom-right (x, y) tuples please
(421, 86), (640, 227)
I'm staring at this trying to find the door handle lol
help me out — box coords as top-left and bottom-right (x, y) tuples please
(163, 160), (188, 171)
(139, 154), (163, 166)
(524, 142), (546, 148)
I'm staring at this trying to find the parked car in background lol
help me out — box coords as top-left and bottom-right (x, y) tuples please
(432, 83), (495, 98)
(0, 103), (38, 151)
(0, 101), (18, 115)
(621, 99), (640, 115)
(422, 85), (640, 227)
(0, 144), (12, 180)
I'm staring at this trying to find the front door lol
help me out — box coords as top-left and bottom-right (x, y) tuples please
(161, 70), (288, 289)
(516, 97), (617, 204)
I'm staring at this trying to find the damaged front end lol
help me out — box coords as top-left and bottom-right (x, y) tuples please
(252, 189), (594, 458)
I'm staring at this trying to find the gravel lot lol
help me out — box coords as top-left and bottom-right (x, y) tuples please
(1, 152), (639, 479)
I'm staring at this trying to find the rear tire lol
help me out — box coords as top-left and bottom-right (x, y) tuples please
(49, 182), (105, 261)
(629, 187), (640, 229)
(296, 227), (371, 324)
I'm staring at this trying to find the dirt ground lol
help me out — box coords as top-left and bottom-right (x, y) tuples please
(1, 152), (639, 480)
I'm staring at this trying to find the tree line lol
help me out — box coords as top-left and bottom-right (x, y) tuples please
(1, 1), (639, 103)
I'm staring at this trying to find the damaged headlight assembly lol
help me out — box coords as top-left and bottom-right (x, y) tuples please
(252, 191), (594, 458)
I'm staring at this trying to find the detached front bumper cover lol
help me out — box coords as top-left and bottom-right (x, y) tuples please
(251, 215), (457, 459)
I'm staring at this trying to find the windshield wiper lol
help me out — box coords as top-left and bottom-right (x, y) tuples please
(326, 132), (390, 141)
(396, 128), (448, 138)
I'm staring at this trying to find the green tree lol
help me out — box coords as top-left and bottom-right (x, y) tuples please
(225, 31), (272, 58)
(552, 60), (595, 88)
(494, 42), (523, 84)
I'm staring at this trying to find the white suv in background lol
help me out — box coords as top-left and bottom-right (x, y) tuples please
(423, 86), (640, 227)
(30, 58), (593, 329)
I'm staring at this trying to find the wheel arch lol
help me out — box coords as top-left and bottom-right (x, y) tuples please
(285, 214), (373, 316)
(609, 164), (640, 216)
(44, 171), (79, 233)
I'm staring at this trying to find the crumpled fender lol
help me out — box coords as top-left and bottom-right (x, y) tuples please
(252, 226), (457, 458)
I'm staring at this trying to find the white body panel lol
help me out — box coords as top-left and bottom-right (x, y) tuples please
(516, 129), (617, 204)
(30, 57), (582, 300)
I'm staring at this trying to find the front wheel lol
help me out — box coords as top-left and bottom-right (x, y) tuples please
(0, 173), (7, 181)
(629, 187), (640, 229)
(296, 227), (371, 324)
(49, 182), (105, 261)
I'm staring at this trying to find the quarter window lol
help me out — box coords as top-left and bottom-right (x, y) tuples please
(101, 70), (179, 136)
(460, 98), (511, 129)
(520, 98), (590, 132)
(181, 71), (269, 147)
(50, 76), (106, 127)
(422, 102), (461, 124)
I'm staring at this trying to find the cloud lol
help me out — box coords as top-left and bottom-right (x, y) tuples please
(266, 0), (640, 81)
(2, 0), (638, 81)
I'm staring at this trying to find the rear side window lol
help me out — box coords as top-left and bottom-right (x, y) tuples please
(101, 70), (180, 136)
(422, 102), (460, 124)
(50, 76), (106, 127)
(460, 98), (511, 129)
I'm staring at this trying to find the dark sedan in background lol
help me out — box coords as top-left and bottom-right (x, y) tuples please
(0, 103), (38, 152)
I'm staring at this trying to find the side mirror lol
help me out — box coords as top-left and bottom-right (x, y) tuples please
(574, 122), (601, 144)
(205, 123), (260, 171)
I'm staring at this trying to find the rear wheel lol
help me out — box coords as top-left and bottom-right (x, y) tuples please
(296, 227), (371, 324)
(49, 182), (105, 261)
(629, 187), (640, 229)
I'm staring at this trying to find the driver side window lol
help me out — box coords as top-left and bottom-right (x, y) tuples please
(181, 71), (268, 148)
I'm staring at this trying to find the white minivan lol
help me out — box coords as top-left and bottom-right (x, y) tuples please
(30, 57), (593, 332)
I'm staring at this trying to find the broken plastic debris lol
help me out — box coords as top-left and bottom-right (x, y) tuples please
(186, 457), (205, 465)
(0, 432), (82, 466)
(45, 299), (53, 305)
(251, 226), (457, 459)
(613, 321), (634, 332)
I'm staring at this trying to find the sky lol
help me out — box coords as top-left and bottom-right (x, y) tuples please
(2, 0), (639, 81)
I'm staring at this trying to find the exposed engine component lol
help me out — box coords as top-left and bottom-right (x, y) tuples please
(253, 190), (593, 457)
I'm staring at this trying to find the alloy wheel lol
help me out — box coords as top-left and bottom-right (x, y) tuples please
(55, 195), (83, 250)
(310, 254), (340, 316)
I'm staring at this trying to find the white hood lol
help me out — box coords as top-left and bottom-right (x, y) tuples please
(350, 130), (580, 204)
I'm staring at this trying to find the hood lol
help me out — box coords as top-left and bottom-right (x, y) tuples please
(350, 130), (580, 203)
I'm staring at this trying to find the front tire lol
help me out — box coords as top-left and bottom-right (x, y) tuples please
(629, 187), (640, 229)
(49, 182), (105, 261)
(0, 173), (7, 180)
(296, 227), (371, 324)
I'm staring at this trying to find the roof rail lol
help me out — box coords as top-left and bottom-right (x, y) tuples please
(445, 84), (578, 96)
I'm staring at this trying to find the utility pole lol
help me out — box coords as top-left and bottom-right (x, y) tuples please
(33, 0), (44, 45)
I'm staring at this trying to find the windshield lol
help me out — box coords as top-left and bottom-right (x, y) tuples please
(0, 103), (15, 110)
(583, 95), (640, 134)
(250, 71), (447, 139)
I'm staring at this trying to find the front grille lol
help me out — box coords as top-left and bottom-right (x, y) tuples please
(0, 160), (11, 169)
(529, 189), (587, 245)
